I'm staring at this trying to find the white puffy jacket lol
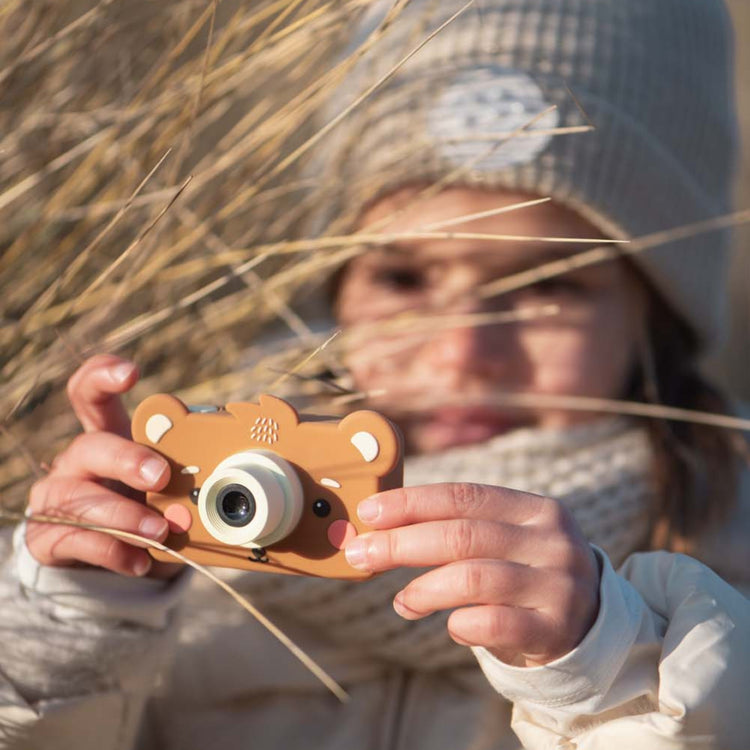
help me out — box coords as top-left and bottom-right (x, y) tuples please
(0, 487), (748, 750)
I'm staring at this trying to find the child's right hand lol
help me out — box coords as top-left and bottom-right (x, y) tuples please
(26, 355), (179, 579)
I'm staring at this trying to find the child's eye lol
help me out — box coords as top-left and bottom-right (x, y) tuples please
(372, 266), (424, 291)
(527, 277), (584, 296)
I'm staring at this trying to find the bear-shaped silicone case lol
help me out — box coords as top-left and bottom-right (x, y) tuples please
(131, 394), (404, 579)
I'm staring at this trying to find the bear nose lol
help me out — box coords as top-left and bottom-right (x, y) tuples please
(327, 520), (358, 550)
(164, 503), (193, 534)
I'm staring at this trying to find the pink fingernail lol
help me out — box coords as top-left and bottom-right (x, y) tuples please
(132, 556), (152, 577)
(393, 592), (420, 619)
(110, 362), (135, 384)
(139, 516), (168, 539)
(140, 457), (167, 486)
(344, 536), (370, 569)
(357, 497), (380, 523)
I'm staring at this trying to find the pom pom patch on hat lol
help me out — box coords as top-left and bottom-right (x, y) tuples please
(427, 67), (560, 171)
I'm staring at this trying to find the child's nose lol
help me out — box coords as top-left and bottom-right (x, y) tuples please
(423, 302), (509, 381)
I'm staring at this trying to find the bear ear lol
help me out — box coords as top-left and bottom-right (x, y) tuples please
(225, 394), (300, 428)
(132, 394), (189, 446)
(338, 410), (404, 476)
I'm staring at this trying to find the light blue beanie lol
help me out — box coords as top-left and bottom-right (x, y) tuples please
(315, 0), (739, 347)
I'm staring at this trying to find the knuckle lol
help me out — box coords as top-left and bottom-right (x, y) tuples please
(445, 520), (475, 559)
(450, 483), (487, 516)
(396, 487), (417, 519)
(384, 531), (401, 565)
(461, 561), (486, 597)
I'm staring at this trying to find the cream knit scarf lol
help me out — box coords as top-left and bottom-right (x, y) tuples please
(226, 418), (655, 669)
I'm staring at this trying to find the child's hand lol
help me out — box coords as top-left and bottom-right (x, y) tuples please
(26, 355), (178, 579)
(345, 483), (600, 667)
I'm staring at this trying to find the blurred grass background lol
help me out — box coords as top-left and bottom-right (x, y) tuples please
(1, 0), (748, 513)
(0, 0), (374, 510)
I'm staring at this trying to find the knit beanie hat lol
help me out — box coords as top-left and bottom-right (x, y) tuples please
(313, 0), (739, 348)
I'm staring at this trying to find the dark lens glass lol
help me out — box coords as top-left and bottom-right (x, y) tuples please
(217, 484), (256, 527)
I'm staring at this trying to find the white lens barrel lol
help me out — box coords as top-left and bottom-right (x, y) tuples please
(197, 451), (304, 548)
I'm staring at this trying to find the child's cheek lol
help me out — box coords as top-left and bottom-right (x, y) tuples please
(524, 324), (633, 402)
(524, 328), (602, 395)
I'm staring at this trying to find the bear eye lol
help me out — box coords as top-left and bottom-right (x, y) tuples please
(312, 499), (331, 518)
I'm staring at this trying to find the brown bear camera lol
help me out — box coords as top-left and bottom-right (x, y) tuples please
(131, 393), (404, 579)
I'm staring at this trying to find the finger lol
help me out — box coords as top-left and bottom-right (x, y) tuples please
(29, 526), (155, 578)
(393, 559), (561, 619)
(357, 483), (550, 529)
(345, 519), (544, 572)
(51, 432), (170, 491)
(67, 354), (139, 436)
(446, 605), (562, 662)
(27, 477), (169, 576)
(28, 476), (170, 550)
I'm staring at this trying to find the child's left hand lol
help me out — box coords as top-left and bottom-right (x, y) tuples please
(345, 483), (601, 667)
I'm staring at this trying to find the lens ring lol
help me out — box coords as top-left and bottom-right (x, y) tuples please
(197, 451), (304, 548)
(216, 483), (256, 527)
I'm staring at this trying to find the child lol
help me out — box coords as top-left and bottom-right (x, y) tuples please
(2, 1), (749, 748)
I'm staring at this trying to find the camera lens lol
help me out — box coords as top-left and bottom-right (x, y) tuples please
(198, 450), (304, 548)
(217, 484), (256, 527)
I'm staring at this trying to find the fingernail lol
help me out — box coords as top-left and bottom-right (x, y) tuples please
(140, 457), (168, 486)
(357, 496), (380, 523)
(132, 555), (152, 577)
(139, 515), (168, 539)
(345, 535), (371, 570)
(110, 362), (135, 384)
(393, 592), (421, 620)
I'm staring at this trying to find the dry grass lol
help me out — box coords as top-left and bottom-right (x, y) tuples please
(2, 0), (748, 514)
(0, 0), (382, 508)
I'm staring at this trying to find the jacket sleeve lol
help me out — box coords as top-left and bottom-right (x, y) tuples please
(472, 549), (750, 750)
(0, 523), (192, 750)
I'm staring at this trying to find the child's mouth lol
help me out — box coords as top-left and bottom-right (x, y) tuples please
(421, 407), (526, 450)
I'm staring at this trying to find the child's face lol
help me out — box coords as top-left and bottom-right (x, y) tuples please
(335, 187), (647, 454)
